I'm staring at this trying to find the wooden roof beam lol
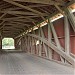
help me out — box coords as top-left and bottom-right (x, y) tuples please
(4, 27), (24, 32)
(4, 23), (30, 27)
(2, 16), (38, 21)
(4, 22), (31, 29)
(2, 5), (49, 11)
(8, 0), (63, 5)
(3, 0), (48, 16)
(3, 0), (48, 22)
(6, 21), (30, 26)
(5, 19), (36, 22)
(0, 10), (46, 16)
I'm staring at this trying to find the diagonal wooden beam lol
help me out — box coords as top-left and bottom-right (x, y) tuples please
(54, 4), (65, 15)
(0, 13), (6, 20)
(50, 21), (61, 48)
(0, 21), (5, 30)
(0, 13), (7, 31)
(49, 19), (64, 62)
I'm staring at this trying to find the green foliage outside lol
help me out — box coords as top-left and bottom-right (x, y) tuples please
(2, 38), (14, 46)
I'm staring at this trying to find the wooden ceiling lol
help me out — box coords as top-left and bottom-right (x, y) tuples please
(0, 0), (74, 38)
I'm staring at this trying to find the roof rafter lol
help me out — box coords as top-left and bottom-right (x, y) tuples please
(3, 0), (49, 22)
(9, 0), (63, 5)
(3, 0), (48, 16)
(1, 10), (46, 16)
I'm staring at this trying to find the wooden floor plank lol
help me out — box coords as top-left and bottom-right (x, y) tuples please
(0, 53), (74, 75)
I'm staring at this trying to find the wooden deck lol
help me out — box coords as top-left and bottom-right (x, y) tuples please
(0, 53), (74, 75)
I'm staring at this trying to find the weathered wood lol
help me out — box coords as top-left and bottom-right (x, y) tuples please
(64, 16), (70, 54)
(0, 32), (2, 50)
(8, 0), (62, 5)
(50, 20), (61, 48)
(49, 19), (65, 62)
(65, 8), (75, 32)
(26, 33), (75, 66)
(0, 21), (5, 30)
(48, 19), (52, 59)
(3, 0), (47, 16)
(40, 27), (48, 57)
(38, 27), (42, 56)
(1, 10), (47, 16)
(0, 13), (6, 20)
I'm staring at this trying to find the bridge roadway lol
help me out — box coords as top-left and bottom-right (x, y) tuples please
(0, 52), (74, 75)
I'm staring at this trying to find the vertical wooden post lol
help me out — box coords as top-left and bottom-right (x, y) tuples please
(22, 37), (26, 51)
(30, 37), (32, 53)
(38, 27), (42, 56)
(0, 32), (2, 50)
(64, 15), (70, 54)
(0, 37), (2, 50)
(27, 36), (30, 53)
(25, 36), (28, 53)
(40, 27), (48, 57)
(30, 36), (33, 54)
(14, 38), (19, 50)
(48, 19), (52, 59)
(23, 36), (27, 52)
(65, 8), (75, 32)
(29, 36), (31, 53)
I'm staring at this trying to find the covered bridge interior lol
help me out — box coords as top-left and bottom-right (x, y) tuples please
(0, 0), (75, 75)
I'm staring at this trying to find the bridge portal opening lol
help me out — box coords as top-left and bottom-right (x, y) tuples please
(2, 38), (15, 49)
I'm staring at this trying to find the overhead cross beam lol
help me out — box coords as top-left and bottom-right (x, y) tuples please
(8, 0), (63, 5)
(2, 5), (49, 11)
(2, 16), (38, 21)
(3, 0), (47, 16)
(0, 10), (47, 16)
(3, 0), (50, 22)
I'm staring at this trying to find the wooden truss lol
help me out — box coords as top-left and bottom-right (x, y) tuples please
(15, 17), (75, 67)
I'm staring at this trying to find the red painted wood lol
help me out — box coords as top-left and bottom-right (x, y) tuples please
(70, 25), (75, 54)
(53, 18), (64, 37)
(52, 50), (61, 61)
(70, 37), (75, 54)
(42, 25), (48, 39)
(53, 18), (65, 48)
(59, 38), (65, 48)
